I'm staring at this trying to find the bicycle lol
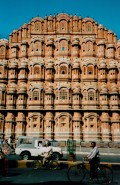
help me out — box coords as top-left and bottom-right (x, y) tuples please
(67, 157), (113, 184)
(32, 155), (59, 170)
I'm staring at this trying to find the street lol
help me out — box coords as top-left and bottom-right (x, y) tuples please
(0, 148), (120, 185)
(0, 167), (119, 185)
(6, 151), (120, 164)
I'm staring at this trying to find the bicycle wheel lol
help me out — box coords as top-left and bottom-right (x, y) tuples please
(32, 160), (42, 169)
(49, 160), (59, 170)
(97, 165), (113, 184)
(67, 165), (85, 182)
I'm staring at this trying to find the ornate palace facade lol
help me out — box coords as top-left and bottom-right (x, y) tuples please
(0, 13), (120, 144)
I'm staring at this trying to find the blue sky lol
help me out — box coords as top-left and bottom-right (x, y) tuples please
(0, 0), (120, 40)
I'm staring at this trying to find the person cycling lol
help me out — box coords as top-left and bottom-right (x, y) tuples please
(85, 141), (100, 180)
(41, 140), (53, 166)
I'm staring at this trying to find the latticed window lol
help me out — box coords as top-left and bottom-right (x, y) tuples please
(34, 66), (40, 74)
(60, 90), (67, 100)
(60, 21), (66, 31)
(61, 40), (66, 51)
(48, 21), (52, 29)
(87, 66), (93, 75)
(33, 117), (37, 122)
(35, 22), (40, 31)
(18, 95), (23, 100)
(87, 41), (91, 51)
(33, 90), (39, 100)
(60, 66), (67, 74)
(73, 21), (77, 30)
(88, 91), (94, 100)
(0, 46), (4, 55)
(90, 117), (94, 122)
(86, 23), (91, 32)
(35, 41), (40, 51)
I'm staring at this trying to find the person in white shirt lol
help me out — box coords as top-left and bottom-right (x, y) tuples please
(86, 141), (100, 180)
(41, 141), (53, 166)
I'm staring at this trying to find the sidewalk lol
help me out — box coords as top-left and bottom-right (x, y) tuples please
(63, 146), (120, 155)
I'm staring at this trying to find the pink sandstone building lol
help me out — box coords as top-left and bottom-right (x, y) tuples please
(0, 13), (120, 146)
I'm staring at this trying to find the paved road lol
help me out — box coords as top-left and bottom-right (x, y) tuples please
(0, 167), (119, 185)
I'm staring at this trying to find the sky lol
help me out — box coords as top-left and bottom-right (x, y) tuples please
(0, 0), (120, 41)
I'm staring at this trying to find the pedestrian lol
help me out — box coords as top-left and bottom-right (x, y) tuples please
(8, 137), (11, 146)
(2, 147), (10, 177)
(85, 141), (100, 180)
(0, 148), (5, 177)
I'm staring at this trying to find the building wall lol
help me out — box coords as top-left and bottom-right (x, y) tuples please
(0, 13), (120, 144)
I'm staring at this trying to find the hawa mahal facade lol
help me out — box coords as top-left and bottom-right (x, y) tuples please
(0, 13), (120, 145)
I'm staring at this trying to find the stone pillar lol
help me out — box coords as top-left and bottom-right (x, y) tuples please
(72, 112), (82, 141)
(101, 112), (111, 142)
(5, 113), (15, 139)
(16, 112), (26, 138)
(44, 112), (54, 139)
(111, 113), (120, 142)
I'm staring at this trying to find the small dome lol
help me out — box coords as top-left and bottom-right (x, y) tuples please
(97, 40), (105, 46)
(73, 87), (80, 93)
(73, 15), (78, 21)
(100, 85), (108, 94)
(99, 60), (107, 69)
(45, 86), (54, 93)
(108, 60), (117, 69)
(98, 24), (104, 29)
(110, 84), (118, 94)
(107, 44), (114, 48)
(9, 59), (18, 68)
(48, 15), (53, 21)
(19, 60), (28, 69)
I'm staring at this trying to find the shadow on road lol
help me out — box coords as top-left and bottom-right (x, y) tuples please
(0, 181), (86, 185)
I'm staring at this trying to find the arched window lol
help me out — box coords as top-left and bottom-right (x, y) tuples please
(60, 65), (67, 74)
(60, 89), (67, 100)
(60, 40), (67, 52)
(87, 41), (91, 51)
(35, 41), (41, 51)
(86, 23), (91, 32)
(34, 66), (40, 74)
(60, 20), (67, 32)
(88, 91), (94, 100)
(0, 46), (5, 55)
(33, 90), (39, 100)
(34, 22), (40, 32)
(87, 66), (93, 75)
